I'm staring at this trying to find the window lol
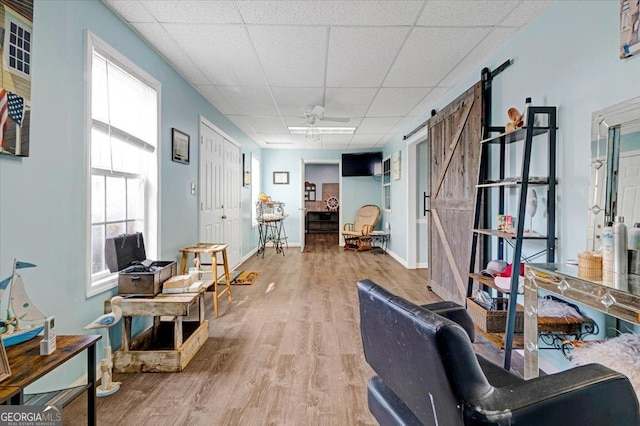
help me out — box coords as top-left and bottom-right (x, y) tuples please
(382, 156), (391, 211)
(3, 9), (32, 77)
(251, 156), (261, 226)
(85, 32), (160, 297)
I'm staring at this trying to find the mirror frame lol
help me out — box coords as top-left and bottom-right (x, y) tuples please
(588, 96), (640, 250)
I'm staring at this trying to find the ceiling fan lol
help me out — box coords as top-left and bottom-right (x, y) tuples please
(303, 105), (350, 125)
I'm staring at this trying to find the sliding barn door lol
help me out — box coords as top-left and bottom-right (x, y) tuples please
(429, 83), (482, 304)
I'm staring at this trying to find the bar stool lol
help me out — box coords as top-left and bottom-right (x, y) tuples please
(179, 243), (231, 318)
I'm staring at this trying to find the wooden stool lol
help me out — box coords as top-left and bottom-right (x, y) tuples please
(179, 243), (231, 318)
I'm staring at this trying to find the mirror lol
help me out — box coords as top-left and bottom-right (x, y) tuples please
(588, 96), (640, 250)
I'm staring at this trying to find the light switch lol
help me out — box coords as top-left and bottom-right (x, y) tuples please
(191, 183), (196, 195)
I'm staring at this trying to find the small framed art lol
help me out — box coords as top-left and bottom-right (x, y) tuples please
(172, 128), (190, 164)
(273, 171), (289, 184)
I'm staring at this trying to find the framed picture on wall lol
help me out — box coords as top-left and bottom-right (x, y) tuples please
(172, 128), (190, 164)
(273, 171), (289, 184)
(620, 0), (640, 58)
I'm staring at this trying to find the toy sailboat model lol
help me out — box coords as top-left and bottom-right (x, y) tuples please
(0, 259), (47, 347)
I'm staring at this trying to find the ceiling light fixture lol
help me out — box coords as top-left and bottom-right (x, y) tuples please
(288, 126), (357, 135)
(305, 126), (321, 143)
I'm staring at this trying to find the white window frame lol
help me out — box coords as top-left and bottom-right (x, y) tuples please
(382, 155), (391, 212)
(84, 31), (161, 298)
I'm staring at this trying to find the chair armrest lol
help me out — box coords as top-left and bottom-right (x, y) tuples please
(361, 224), (373, 235)
(466, 363), (639, 425)
(343, 223), (355, 232)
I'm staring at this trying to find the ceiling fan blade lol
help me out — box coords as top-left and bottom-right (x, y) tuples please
(310, 105), (326, 117)
(319, 116), (350, 123)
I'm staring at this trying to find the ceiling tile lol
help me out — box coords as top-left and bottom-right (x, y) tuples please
(350, 134), (384, 145)
(389, 115), (421, 136)
(439, 27), (519, 88)
(356, 117), (402, 134)
(241, 116), (288, 134)
(367, 88), (431, 117)
(321, 134), (353, 144)
(132, 23), (210, 85)
(196, 85), (236, 114)
(377, 134), (395, 147)
(248, 26), (327, 87)
(260, 134), (293, 143)
(322, 142), (350, 149)
(384, 27), (491, 87)
(416, 1), (517, 27)
(217, 86), (280, 116)
(104, 1), (156, 23)
(141, 1), (242, 24)
(501, 1), (551, 27)
(326, 27), (409, 87)
(270, 87), (324, 117)
(237, 1), (424, 26)
(324, 88), (378, 117)
(408, 87), (451, 116)
(163, 24), (266, 86)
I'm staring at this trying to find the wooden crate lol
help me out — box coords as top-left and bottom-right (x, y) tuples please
(466, 297), (524, 333)
(113, 320), (208, 373)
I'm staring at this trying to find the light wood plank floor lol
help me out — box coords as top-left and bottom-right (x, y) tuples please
(64, 234), (518, 425)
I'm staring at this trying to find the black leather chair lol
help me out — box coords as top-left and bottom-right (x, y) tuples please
(357, 279), (640, 425)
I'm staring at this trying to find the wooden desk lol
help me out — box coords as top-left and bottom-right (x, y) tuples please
(114, 291), (208, 373)
(0, 335), (100, 425)
(179, 243), (232, 318)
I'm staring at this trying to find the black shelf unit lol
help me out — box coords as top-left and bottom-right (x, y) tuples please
(306, 211), (339, 233)
(467, 106), (558, 370)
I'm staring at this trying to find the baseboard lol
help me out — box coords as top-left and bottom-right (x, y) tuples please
(386, 249), (407, 267)
(241, 248), (258, 265)
(416, 262), (429, 269)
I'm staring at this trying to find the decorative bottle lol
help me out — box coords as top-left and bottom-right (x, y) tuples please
(613, 216), (628, 274)
(602, 222), (614, 272)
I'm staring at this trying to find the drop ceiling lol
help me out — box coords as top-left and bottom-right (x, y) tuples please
(103, 0), (550, 149)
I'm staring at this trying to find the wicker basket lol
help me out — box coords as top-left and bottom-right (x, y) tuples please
(466, 297), (524, 333)
(578, 251), (602, 269)
(577, 251), (603, 280)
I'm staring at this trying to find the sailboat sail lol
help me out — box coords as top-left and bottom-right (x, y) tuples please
(10, 272), (46, 321)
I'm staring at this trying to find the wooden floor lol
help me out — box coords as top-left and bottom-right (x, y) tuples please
(65, 233), (519, 425)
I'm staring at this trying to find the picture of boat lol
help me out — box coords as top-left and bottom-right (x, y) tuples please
(0, 259), (47, 347)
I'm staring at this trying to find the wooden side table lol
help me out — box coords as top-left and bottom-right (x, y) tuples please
(0, 335), (100, 425)
(179, 243), (232, 318)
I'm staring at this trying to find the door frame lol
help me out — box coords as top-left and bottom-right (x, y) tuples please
(301, 158), (340, 249)
(406, 125), (429, 269)
(198, 116), (242, 268)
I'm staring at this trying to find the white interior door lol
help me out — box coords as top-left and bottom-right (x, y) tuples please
(300, 158), (306, 252)
(223, 138), (242, 268)
(199, 119), (242, 270)
(199, 123), (223, 243)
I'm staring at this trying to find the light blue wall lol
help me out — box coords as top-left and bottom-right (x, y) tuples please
(0, 0), (259, 391)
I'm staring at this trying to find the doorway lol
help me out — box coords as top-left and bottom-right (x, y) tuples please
(301, 160), (340, 251)
(199, 118), (242, 269)
(407, 127), (430, 269)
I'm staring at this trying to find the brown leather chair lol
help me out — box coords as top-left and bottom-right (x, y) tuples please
(342, 204), (380, 251)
